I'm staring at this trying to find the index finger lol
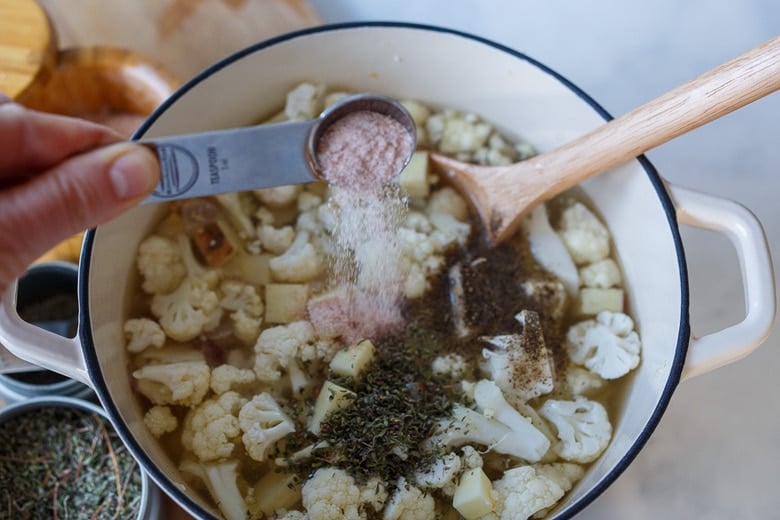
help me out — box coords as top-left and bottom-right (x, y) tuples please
(0, 100), (122, 175)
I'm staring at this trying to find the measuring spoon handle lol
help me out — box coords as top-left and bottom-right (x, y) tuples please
(140, 118), (320, 203)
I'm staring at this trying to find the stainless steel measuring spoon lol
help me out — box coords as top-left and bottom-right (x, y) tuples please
(140, 93), (416, 203)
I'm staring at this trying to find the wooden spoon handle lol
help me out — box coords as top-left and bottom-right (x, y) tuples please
(529, 35), (780, 196)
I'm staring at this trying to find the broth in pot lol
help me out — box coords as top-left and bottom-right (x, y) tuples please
(124, 84), (641, 520)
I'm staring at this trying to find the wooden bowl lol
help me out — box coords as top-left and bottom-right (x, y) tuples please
(21, 46), (180, 264)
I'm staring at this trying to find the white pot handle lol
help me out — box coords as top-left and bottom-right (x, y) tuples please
(0, 282), (91, 386)
(668, 183), (776, 380)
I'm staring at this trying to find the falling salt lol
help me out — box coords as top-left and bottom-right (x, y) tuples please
(316, 110), (414, 342)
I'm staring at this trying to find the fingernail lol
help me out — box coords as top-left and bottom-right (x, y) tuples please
(109, 145), (160, 200)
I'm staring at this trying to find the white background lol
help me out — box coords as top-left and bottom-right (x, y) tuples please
(308, 2), (780, 518)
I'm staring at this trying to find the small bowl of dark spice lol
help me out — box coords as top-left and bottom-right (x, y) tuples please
(0, 396), (161, 519)
(0, 262), (93, 402)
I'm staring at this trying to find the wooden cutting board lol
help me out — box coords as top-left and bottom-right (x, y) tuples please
(37, 0), (320, 80)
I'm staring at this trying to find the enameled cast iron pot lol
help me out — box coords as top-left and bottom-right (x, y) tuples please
(0, 23), (776, 519)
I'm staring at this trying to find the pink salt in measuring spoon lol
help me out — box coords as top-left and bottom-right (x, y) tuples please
(140, 93), (417, 202)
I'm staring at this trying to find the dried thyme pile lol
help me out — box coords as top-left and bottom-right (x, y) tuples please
(0, 406), (142, 519)
(284, 273), (469, 485)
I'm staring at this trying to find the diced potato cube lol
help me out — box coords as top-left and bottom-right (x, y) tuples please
(330, 340), (376, 379)
(577, 287), (624, 315)
(308, 381), (356, 435)
(398, 151), (430, 198)
(453, 468), (495, 519)
(224, 253), (272, 286)
(265, 284), (309, 323)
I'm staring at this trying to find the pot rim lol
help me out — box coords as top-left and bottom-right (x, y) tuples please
(78, 21), (691, 519)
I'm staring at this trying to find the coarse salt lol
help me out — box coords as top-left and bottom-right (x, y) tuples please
(316, 109), (414, 341)
(316, 110), (413, 190)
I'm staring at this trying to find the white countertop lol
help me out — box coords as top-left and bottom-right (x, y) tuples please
(309, 1), (780, 518)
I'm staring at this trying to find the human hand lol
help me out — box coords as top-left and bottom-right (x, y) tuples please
(0, 94), (160, 294)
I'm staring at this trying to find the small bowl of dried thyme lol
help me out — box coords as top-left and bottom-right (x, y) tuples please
(0, 396), (161, 519)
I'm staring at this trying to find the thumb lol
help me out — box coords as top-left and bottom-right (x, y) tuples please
(0, 143), (159, 286)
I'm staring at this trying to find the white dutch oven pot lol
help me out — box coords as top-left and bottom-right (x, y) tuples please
(0, 23), (776, 519)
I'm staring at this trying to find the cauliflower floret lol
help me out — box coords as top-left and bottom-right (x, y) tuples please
(150, 277), (222, 342)
(396, 225), (446, 298)
(580, 258), (622, 288)
(253, 321), (316, 383)
(220, 279), (263, 313)
(258, 224), (296, 255)
(432, 353), (468, 378)
(255, 185), (302, 207)
(521, 279), (569, 322)
(220, 279), (264, 345)
(143, 405), (178, 438)
(231, 310), (263, 347)
(133, 360), (210, 407)
(181, 391), (246, 461)
(276, 511), (308, 520)
(565, 366), (606, 397)
(557, 202), (611, 265)
(180, 459), (247, 520)
(436, 113), (491, 154)
(427, 186), (469, 222)
(360, 477), (388, 513)
(534, 462), (584, 495)
(473, 133), (522, 167)
(427, 211), (471, 248)
(239, 392), (296, 462)
(523, 203), (579, 296)
(215, 192), (256, 240)
(480, 310), (554, 404)
(491, 465), (565, 520)
(460, 445), (484, 470)
(383, 478), (436, 520)
(427, 403), (549, 463)
(269, 230), (323, 283)
(567, 311), (641, 379)
(123, 318), (165, 353)
(472, 380), (551, 462)
(301, 467), (364, 520)
(539, 396), (612, 464)
(136, 234), (186, 295)
(210, 364), (256, 395)
(298, 191), (323, 212)
(285, 82), (326, 121)
(415, 452), (462, 492)
(255, 206), (275, 226)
